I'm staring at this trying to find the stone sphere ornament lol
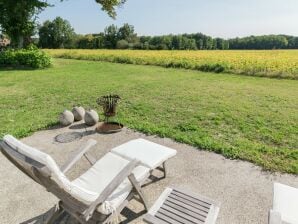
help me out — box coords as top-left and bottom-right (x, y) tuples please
(84, 109), (99, 126)
(72, 106), (85, 121)
(59, 110), (74, 126)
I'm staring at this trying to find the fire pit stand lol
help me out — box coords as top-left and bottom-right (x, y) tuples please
(96, 94), (123, 133)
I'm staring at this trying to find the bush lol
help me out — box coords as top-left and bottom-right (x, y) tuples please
(116, 40), (129, 49)
(0, 47), (52, 69)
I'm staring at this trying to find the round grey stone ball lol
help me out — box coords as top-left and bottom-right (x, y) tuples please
(72, 106), (85, 121)
(84, 110), (99, 126)
(59, 110), (74, 126)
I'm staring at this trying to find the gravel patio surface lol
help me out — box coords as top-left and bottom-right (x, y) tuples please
(0, 122), (297, 224)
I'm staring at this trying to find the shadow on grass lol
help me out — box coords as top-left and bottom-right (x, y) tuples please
(0, 66), (37, 72)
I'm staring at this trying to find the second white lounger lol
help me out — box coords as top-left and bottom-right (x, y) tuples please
(111, 138), (177, 178)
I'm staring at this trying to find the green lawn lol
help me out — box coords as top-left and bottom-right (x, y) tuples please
(0, 59), (297, 173)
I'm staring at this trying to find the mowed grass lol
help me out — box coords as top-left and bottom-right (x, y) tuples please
(46, 49), (298, 79)
(0, 59), (297, 173)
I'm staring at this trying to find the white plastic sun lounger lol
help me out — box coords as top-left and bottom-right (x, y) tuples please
(269, 183), (298, 224)
(0, 135), (177, 224)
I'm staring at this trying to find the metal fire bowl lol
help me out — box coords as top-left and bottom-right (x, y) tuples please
(96, 122), (123, 134)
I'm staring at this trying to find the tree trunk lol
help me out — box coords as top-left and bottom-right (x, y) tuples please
(18, 36), (24, 49)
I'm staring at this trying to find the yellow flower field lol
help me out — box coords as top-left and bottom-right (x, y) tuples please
(46, 49), (298, 79)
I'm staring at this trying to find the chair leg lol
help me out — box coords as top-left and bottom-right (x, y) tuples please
(156, 162), (167, 178)
(45, 203), (64, 224)
(128, 174), (149, 211)
(162, 162), (167, 178)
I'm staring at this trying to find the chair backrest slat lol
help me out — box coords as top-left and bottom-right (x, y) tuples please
(0, 136), (88, 212)
(0, 141), (48, 184)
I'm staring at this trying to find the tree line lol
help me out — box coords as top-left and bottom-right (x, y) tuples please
(229, 35), (298, 49)
(37, 18), (230, 50)
(37, 17), (298, 50)
(2, 12), (298, 50)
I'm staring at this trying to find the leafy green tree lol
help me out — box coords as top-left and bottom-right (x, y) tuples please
(76, 34), (97, 49)
(118, 23), (135, 40)
(215, 38), (229, 50)
(104, 24), (119, 48)
(94, 35), (105, 48)
(117, 23), (140, 48)
(172, 35), (183, 49)
(0, 0), (49, 48)
(204, 36), (213, 49)
(212, 39), (217, 50)
(192, 33), (207, 49)
(38, 17), (76, 48)
(0, 0), (126, 48)
(197, 39), (204, 50)
(141, 41), (149, 49)
(181, 37), (197, 50)
(95, 0), (126, 18)
(287, 36), (298, 49)
(162, 36), (173, 49)
(222, 40), (229, 50)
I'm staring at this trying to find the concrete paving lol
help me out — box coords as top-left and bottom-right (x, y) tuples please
(0, 122), (297, 224)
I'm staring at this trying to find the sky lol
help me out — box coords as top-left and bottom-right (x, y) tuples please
(38, 0), (298, 38)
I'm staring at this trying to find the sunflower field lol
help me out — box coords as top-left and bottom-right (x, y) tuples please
(46, 49), (298, 79)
